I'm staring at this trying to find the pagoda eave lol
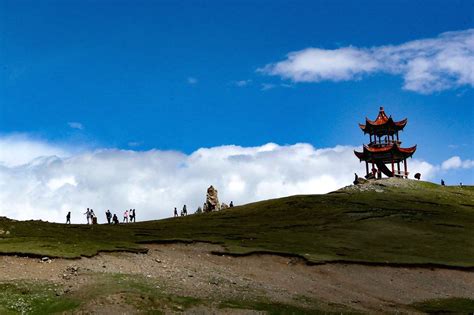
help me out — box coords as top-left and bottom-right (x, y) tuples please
(354, 144), (416, 163)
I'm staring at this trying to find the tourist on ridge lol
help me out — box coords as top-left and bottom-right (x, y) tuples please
(229, 201), (234, 208)
(106, 210), (112, 224)
(174, 207), (178, 217)
(131, 209), (136, 222)
(113, 214), (119, 224)
(183, 205), (187, 216)
(66, 211), (71, 224)
(123, 210), (129, 223)
(84, 208), (91, 224)
(441, 179), (445, 186)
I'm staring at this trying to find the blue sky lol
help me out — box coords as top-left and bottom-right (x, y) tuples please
(1, 0), (473, 190)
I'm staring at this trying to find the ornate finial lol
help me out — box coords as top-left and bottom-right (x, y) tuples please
(380, 106), (384, 111)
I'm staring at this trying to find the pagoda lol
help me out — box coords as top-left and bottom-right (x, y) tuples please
(354, 107), (416, 179)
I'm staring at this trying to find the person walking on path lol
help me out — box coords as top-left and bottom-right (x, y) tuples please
(182, 205), (187, 216)
(66, 211), (71, 224)
(123, 210), (129, 223)
(130, 209), (136, 222)
(84, 208), (91, 224)
(174, 207), (178, 217)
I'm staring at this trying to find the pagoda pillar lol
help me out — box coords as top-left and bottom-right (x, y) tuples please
(391, 159), (395, 175)
(365, 161), (369, 177)
(397, 162), (400, 175)
(404, 159), (408, 178)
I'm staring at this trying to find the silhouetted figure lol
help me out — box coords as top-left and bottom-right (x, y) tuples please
(106, 210), (112, 224)
(353, 173), (359, 185)
(182, 205), (187, 216)
(229, 201), (234, 208)
(414, 173), (421, 180)
(123, 210), (129, 223)
(66, 211), (71, 224)
(372, 167), (377, 177)
(174, 207), (178, 217)
(441, 179), (445, 186)
(130, 209), (136, 222)
(113, 214), (119, 224)
(84, 208), (91, 224)
(90, 209), (97, 224)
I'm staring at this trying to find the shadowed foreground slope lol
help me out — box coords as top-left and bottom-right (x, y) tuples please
(0, 179), (473, 268)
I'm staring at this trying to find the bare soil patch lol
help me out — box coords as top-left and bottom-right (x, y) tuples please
(0, 243), (473, 313)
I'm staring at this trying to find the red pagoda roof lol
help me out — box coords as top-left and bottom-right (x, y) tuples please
(354, 143), (417, 163)
(359, 107), (407, 135)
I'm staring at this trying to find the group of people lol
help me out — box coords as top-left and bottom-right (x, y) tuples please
(65, 208), (137, 224)
(174, 205), (188, 217)
(122, 209), (136, 223)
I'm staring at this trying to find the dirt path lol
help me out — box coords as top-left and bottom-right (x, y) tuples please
(0, 243), (473, 313)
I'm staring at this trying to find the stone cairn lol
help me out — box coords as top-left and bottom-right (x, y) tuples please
(203, 185), (221, 212)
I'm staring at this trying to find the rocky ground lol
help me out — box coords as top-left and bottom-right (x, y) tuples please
(0, 243), (473, 314)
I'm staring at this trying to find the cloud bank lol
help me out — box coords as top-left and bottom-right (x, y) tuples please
(0, 135), (455, 223)
(441, 156), (474, 170)
(260, 29), (474, 93)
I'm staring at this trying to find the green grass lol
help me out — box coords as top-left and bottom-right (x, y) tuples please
(0, 179), (473, 267)
(0, 281), (79, 314)
(0, 275), (203, 315)
(410, 297), (474, 314)
(72, 273), (202, 313)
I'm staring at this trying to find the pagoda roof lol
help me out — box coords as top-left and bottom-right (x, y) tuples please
(359, 107), (407, 135)
(354, 143), (417, 163)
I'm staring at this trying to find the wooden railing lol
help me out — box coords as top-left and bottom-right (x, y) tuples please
(369, 140), (401, 147)
(393, 170), (409, 177)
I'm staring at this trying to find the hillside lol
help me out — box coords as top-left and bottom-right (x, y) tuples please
(1, 178), (473, 268)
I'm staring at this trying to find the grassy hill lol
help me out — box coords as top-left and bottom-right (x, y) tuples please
(1, 178), (473, 268)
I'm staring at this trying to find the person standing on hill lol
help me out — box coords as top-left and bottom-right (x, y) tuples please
(84, 208), (91, 224)
(182, 205), (187, 216)
(123, 210), (129, 223)
(131, 209), (136, 222)
(112, 214), (119, 224)
(105, 210), (112, 224)
(66, 211), (71, 224)
(174, 207), (178, 217)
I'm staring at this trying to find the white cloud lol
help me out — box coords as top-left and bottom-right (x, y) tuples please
(261, 83), (276, 91)
(187, 77), (198, 84)
(0, 134), (70, 167)
(441, 156), (474, 170)
(68, 122), (84, 130)
(0, 135), (454, 224)
(234, 80), (252, 87)
(259, 29), (474, 93)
